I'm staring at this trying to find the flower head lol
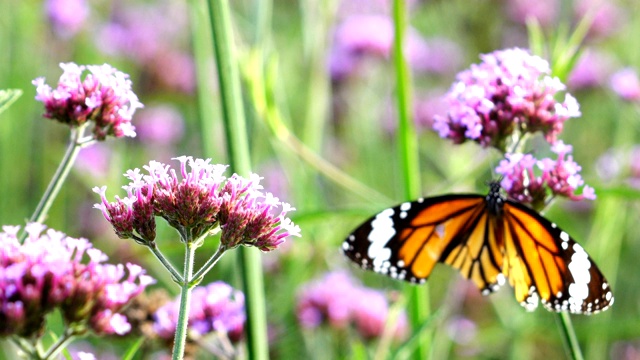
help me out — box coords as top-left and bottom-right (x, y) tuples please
(434, 48), (580, 150)
(567, 49), (614, 90)
(93, 156), (300, 250)
(506, 0), (559, 27)
(328, 15), (450, 81)
(0, 224), (154, 338)
(45, 0), (89, 37)
(296, 272), (407, 341)
(33, 62), (143, 140)
(609, 68), (640, 102)
(135, 105), (185, 145)
(153, 281), (245, 343)
(496, 141), (595, 209)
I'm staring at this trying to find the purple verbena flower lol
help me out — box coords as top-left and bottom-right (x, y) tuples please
(609, 68), (640, 102)
(153, 281), (245, 342)
(567, 49), (614, 90)
(496, 141), (595, 209)
(352, 288), (408, 340)
(95, 3), (195, 93)
(45, 0), (89, 37)
(33, 62), (143, 140)
(574, 0), (625, 39)
(93, 156), (300, 250)
(135, 105), (185, 145)
(296, 272), (408, 341)
(434, 48), (580, 151)
(75, 142), (111, 178)
(0, 224), (154, 338)
(505, 0), (559, 27)
(328, 14), (448, 81)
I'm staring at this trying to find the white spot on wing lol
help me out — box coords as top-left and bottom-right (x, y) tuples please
(567, 243), (591, 308)
(367, 208), (396, 270)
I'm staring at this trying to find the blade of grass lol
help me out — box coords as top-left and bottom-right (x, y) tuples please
(0, 89), (22, 115)
(204, 1), (269, 359)
(392, 1), (432, 359)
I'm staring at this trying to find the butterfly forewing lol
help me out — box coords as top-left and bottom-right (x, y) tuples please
(342, 186), (614, 315)
(342, 194), (505, 291)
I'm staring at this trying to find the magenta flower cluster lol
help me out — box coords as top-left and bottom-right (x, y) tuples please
(495, 141), (596, 209)
(609, 68), (640, 102)
(94, 156), (300, 251)
(433, 48), (580, 150)
(153, 281), (244, 342)
(33, 62), (143, 140)
(297, 272), (407, 341)
(0, 223), (155, 337)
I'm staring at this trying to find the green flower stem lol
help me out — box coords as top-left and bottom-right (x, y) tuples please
(172, 242), (197, 360)
(10, 336), (36, 358)
(392, 0), (432, 359)
(206, 0), (269, 359)
(556, 311), (584, 360)
(20, 124), (88, 242)
(147, 242), (184, 283)
(42, 328), (80, 360)
(191, 244), (227, 285)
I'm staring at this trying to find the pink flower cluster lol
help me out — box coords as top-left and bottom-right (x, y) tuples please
(434, 48), (580, 150)
(297, 272), (407, 341)
(495, 141), (596, 209)
(33, 62), (143, 140)
(329, 15), (461, 81)
(94, 156), (300, 251)
(0, 224), (154, 337)
(609, 68), (640, 102)
(153, 281), (244, 342)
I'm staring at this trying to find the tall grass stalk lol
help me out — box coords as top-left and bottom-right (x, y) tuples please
(205, 0), (269, 359)
(392, 0), (432, 358)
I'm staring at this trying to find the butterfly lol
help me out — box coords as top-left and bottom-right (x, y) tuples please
(342, 182), (613, 314)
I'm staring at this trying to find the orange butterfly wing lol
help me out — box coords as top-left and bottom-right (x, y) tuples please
(342, 190), (614, 314)
(502, 201), (613, 313)
(342, 194), (506, 293)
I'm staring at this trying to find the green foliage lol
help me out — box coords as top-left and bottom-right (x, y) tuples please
(0, 89), (22, 115)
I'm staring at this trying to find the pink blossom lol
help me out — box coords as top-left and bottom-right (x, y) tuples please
(434, 48), (580, 150)
(94, 157), (300, 251)
(0, 224), (154, 337)
(610, 68), (640, 102)
(153, 281), (245, 342)
(45, 0), (89, 37)
(296, 272), (408, 341)
(506, 0), (559, 27)
(33, 62), (142, 140)
(496, 142), (595, 209)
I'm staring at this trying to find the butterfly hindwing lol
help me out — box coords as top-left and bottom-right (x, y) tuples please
(502, 201), (613, 313)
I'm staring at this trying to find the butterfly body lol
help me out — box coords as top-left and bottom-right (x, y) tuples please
(342, 183), (613, 314)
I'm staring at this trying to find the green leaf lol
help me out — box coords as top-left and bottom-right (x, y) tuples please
(0, 89), (23, 115)
(122, 336), (145, 360)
